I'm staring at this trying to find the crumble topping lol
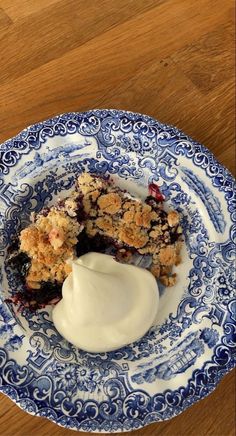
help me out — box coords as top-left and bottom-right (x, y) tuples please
(19, 209), (82, 287)
(11, 172), (183, 299)
(76, 174), (182, 285)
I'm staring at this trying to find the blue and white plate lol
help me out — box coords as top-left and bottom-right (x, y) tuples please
(0, 110), (235, 433)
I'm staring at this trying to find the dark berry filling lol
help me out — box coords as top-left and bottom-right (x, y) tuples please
(6, 238), (62, 310)
(76, 230), (115, 257)
(170, 227), (180, 244)
(6, 239), (31, 279)
(76, 194), (88, 222)
(5, 281), (62, 311)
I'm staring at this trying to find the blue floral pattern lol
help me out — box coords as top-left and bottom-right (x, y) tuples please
(0, 109), (235, 432)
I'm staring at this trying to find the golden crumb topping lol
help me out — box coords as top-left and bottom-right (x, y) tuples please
(19, 209), (82, 286)
(19, 172), (182, 289)
(119, 224), (148, 249)
(97, 193), (122, 214)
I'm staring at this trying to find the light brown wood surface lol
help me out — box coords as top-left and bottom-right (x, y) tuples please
(0, 0), (235, 435)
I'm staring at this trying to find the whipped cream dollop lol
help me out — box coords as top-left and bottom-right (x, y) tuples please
(52, 253), (159, 352)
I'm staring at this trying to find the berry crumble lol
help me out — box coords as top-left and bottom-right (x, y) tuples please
(7, 173), (183, 309)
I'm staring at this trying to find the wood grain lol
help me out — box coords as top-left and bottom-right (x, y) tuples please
(0, 0), (235, 435)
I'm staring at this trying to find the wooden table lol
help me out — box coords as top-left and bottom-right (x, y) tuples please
(0, 1), (235, 435)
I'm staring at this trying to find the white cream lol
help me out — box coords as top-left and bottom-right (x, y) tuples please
(52, 253), (159, 353)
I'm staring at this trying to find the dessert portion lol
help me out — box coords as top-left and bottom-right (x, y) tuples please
(52, 252), (159, 352)
(7, 172), (182, 309)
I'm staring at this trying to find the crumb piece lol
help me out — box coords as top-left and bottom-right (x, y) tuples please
(116, 249), (133, 263)
(159, 245), (177, 266)
(160, 273), (177, 287)
(86, 221), (97, 237)
(90, 190), (100, 201)
(64, 198), (77, 217)
(160, 265), (172, 275)
(26, 281), (41, 290)
(96, 216), (113, 234)
(49, 228), (65, 249)
(83, 198), (92, 214)
(150, 263), (161, 278)
(135, 206), (157, 228)
(123, 201), (136, 210)
(123, 210), (135, 224)
(167, 210), (179, 227)
(119, 225), (148, 248)
(20, 227), (39, 254)
(149, 225), (162, 239)
(162, 224), (168, 231)
(138, 243), (157, 255)
(97, 193), (122, 214)
(77, 172), (105, 195)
